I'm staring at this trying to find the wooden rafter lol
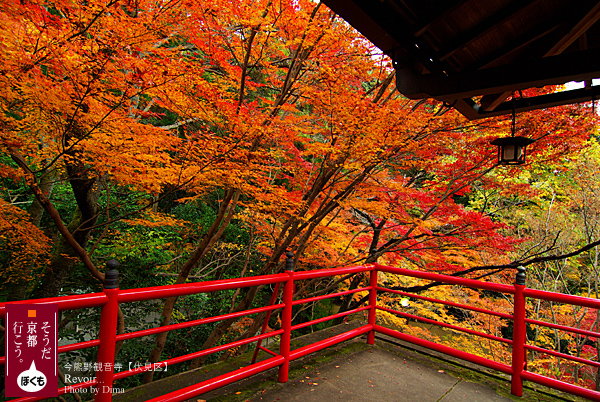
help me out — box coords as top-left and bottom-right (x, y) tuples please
(480, 2), (600, 112)
(438, 0), (539, 62)
(322, 0), (600, 120)
(413, 0), (470, 37)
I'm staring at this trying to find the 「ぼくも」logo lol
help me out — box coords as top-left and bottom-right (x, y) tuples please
(5, 304), (58, 397)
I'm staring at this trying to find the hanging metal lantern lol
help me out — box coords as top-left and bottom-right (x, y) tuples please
(491, 136), (535, 165)
(491, 92), (535, 165)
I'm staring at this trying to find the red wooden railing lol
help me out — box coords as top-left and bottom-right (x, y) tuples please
(2, 257), (600, 401)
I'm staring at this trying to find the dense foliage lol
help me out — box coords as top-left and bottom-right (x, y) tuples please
(1, 0), (599, 396)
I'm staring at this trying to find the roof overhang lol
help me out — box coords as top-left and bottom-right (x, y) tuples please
(322, 0), (600, 120)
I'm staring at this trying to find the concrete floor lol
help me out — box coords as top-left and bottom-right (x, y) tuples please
(114, 321), (586, 402)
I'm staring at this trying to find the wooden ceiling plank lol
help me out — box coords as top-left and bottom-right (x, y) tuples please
(321, 0), (400, 53)
(323, 0), (600, 119)
(480, 2), (600, 111)
(544, 2), (600, 56)
(579, 32), (588, 50)
(469, 22), (560, 112)
(343, 0), (451, 76)
(472, 19), (563, 71)
(413, 0), (470, 38)
(395, 0), (419, 25)
(439, 0), (539, 62)
(396, 49), (600, 101)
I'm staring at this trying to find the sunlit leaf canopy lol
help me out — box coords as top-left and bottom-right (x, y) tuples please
(0, 0), (596, 290)
(1, 0), (600, 393)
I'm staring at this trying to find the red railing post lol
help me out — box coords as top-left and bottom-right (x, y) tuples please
(511, 266), (527, 397)
(367, 265), (378, 345)
(278, 252), (294, 383)
(251, 282), (281, 364)
(95, 261), (120, 402)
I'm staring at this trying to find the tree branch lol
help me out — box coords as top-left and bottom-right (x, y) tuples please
(9, 148), (105, 283)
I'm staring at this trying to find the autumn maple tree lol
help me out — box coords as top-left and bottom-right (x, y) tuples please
(1, 0), (598, 393)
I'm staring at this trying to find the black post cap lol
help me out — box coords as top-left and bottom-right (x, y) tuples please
(515, 266), (526, 286)
(285, 252), (294, 272)
(104, 259), (120, 289)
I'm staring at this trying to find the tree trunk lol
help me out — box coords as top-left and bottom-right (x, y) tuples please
(32, 208), (93, 299)
(142, 189), (240, 383)
(29, 169), (58, 227)
(5, 169), (59, 301)
(32, 162), (99, 299)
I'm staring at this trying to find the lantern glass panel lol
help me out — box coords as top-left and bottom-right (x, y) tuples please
(502, 144), (516, 161)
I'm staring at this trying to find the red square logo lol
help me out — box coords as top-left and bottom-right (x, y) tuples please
(5, 304), (58, 397)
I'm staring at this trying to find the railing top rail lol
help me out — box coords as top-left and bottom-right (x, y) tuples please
(374, 263), (515, 294)
(0, 292), (107, 316)
(117, 273), (288, 303)
(523, 287), (600, 309)
(293, 264), (373, 280)
(4, 265), (599, 315)
(0, 274), (289, 315)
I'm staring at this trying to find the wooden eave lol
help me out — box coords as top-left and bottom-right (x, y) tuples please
(321, 0), (600, 120)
